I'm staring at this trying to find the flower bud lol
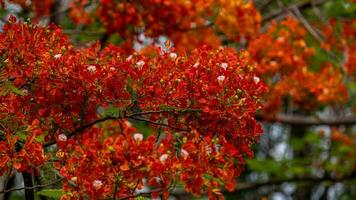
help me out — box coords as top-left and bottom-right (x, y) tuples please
(169, 52), (177, 60)
(93, 180), (103, 190)
(220, 62), (228, 70)
(58, 134), (67, 142)
(217, 75), (225, 84)
(181, 149), (189, 159)
(87, 65), (96, 72)
(54, 54), (62, 59)
(133, 133), (143, 142)
(136, 61), (145, 69)
(159, 154), (168, 163)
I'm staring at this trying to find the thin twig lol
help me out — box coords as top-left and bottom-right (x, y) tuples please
(0, 178), (63, 194)
(63, 29), (105, 36)
(233, 172), (356, 191)
(263, 0), (331, 23)
(291, 6), (324, 44)
(311, 0), (327, 23)
(43, 109), (195, 147)
(257, 113), (356, 126)
(43, 116), (117, 147)
(128, 109), (200, 117)
(118, 188), (162, 200)
(127, 116), (189, 132)
(0, 122), (7, 132)
(258, 0), (274, 12)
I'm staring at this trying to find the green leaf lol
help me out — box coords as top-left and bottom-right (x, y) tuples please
(0, 81), (24, 96)
(246, 159), (281, 174)
(304, 132), (321, 144)
(8, 192), (24, 200)
(15, 131), (27, 141)
(133, 120), (154, 137)
(135, 197), (150, 200)
(35, 134), (46, 143)
(36, 189), (64, 200)
(289, 166), (306, 176)
(101, 106), (123, 118)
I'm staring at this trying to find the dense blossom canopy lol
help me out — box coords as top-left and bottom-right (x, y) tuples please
(0, 0), (354, 199)
(0, 20), (266, 199)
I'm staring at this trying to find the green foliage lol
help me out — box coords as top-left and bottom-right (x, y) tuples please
(36, 189), (64, 200)
(0, 81), (25, 96)
(135, 196), (150, 200)
(8, 192), (24, 200)
(246, 159), (282, 175)
(324, 0), (356, 18)
(100, 106), (124, 118)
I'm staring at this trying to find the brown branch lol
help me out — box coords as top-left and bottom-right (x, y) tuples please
(257, 0), (274, 12)
(263, 0), (331, 23)
(311, 0), (327, 23)
(233, 172), (356, 192)
(127, 116), (189, 132)
(63, 29), (105, 36)
(43, 109), (197, 147)
(291, 6), (324, 43)
(43, 116), (117, 147)
(118, 189), (162, 200)
(257, 113), (356, 126)
(0, 178), (63, 195)
(0, 122), (6, 132)
(128, 109), (200, 117)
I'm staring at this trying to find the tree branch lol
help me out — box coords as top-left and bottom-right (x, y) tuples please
(127, 116), (189, 132)
(43, 109), (198, 147)
(0, 178), (63, 195)
(233, 172), (356, 192)
(291, 6), (324, 43)
(263, 0), (331, 23)
(257, 0), (274, 12)
(22, 172), (35, 200)
(118, 188), (162, 200)
(128, 109), (200, 117)
(43, 116), (117, 147)
(257, 113), (356, 126)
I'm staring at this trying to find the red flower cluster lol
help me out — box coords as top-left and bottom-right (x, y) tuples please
(69, 0), (261, 50)
(0, 20), (266, 199)
(248, 17), (348, 113)
(57, 121), (248, 199)
(321, 19), (356, 79)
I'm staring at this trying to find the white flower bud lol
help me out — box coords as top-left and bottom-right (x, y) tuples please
(124, 121), (132, 127)
(93, 180), (103, 190)
(133, 133), (143, 142)
(217, 75), (225, 84)
(180, 149), (189, 159)
(135, 61), (145, 69)
(87, 65), (96, 72)
(206, 146), (212, 155)
(253, 76), (260, 84)
(159, 154), (168, 163)
(70, 176), (77, 182)
(126, 55), (133, 61)
(54, 54), (62, 59)
(169, 52), (177, 60)
(22, 89), (29, 95)
(58, 134), (67, 142)
(220, 62), (228, 70)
